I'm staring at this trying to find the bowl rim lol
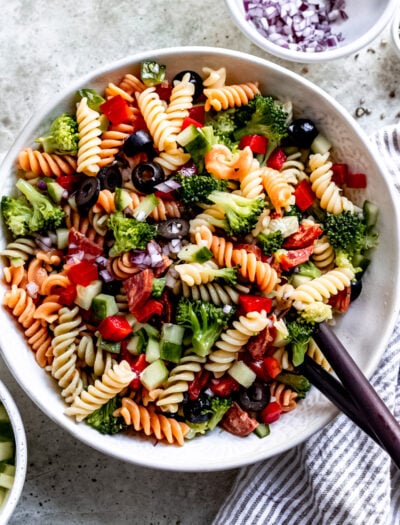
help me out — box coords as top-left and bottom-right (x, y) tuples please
(0, 381), (27, 525)
(225, 0), (399, 63)
(1, 45), (400, 471)
(391, 6), (400, 55)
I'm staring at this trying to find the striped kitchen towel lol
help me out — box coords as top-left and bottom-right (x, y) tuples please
(212, 126), (400, 525)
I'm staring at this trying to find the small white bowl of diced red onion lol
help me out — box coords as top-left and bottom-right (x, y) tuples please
(0, 381), (27, 525)
(226, 0), (398, 63)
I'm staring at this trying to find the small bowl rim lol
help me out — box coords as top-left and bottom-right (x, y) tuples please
(391, 7), (400, 56)
(0, 381), (27, 525)
(226, 0), (399, 63)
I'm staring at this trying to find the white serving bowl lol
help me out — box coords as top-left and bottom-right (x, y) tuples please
(226, 0), (398, 63)
(0, 381), (27, 525)
(391, 7), (400, 59)
(1, 46), (400, 472)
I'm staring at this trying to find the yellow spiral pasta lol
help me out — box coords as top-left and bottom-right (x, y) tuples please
(202, 66), (227, 89)
(204, 82), (260, 111)
(309, 153), (355, 214)
(0, 237), (36, 264)
(174, 281), (250, 306)
(76, 97), (102, 176)
(189, 205), (226, 239)
(271, 282), (296, 311)
(312, 235), (335, 271)
(115, 398), (190, 446)
(205, 310), (270, 375)
(262, 167), (294, 212)
(270, 381), (298, 412)
(290, 266), (354, 307)
(280, 152), (306, 185)
(240, 164), (266, 200)
(153, 147), (191, 174)
(307, 338), (331, 372)
(175, 260), (221, 287)
(77, 333), (116, 378)
(136, 87), (176, 152)
(65, 360), (135, 421)
(165, 72), (195, 135)
(152, 354), (206, 413)
(17, 148), (77, 177)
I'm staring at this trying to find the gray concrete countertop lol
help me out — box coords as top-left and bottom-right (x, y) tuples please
(0, 2), (399, 524)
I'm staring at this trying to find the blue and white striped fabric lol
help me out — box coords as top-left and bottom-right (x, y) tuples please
(213, 127), (400, 525)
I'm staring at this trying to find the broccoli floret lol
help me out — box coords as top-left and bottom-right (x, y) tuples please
(11, 179), (65, 234)
(257, 230), (284, 255)
(152, 277), (166, 298)
(36, 113), (79, 155)
(208, 190), (265, 237)
(300, 302), (332, 323)
(205, 109), (237, 148)
(176, 298), (235, 356)
(275, 370), (311, 399)
(233, 95), (289, 153)
(323, 210), (378, 265)
(295, 260), (322, 280)
(1, 195), (33, 237)
(173, 173), (227, 205)
(286, 316), (316, 366)
(107, 211), (156, 257)
(86, 396), (128, 435)
(185, 395), (232, 437)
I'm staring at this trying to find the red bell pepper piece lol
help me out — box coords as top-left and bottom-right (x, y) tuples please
(188, 369), (211, 400)
(245, 359), (271, 383)
(127, 353), (148, 390)
(261, 401), (282, 424)
(133, 299), (163, 323)
(263, 356), (282, 379)
(100, 95), (131, 125)
(209, 376), (240, 397)
(294, 179), (315, 211)
(238, 134), (268, 155)
(54, 283), (77, 306)
(238, 295), (273, 315)
(98, 315), (132, 342)
(328, 285), (351, 313)
(331, 163), (348, 186)
(181, 116), (203, 130)
(267, 147), (287, 170)
(56, 174), (82, 193)
(283, 223), (323, 249)
(188, 105), (205, 125)
(68, 261), (98, 286)
(278, 245), (314, 271)
(345, 172), (367, 189)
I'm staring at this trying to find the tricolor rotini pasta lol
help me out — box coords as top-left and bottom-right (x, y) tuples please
(0, 59), (378, 445)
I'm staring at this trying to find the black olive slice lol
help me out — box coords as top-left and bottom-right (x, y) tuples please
(131, 161), (165, 193)
(182, 394), (212, 423)
(157, 218), (189, 240)
(238, 380), (270, 412)
(172, 70), (203, 101)
(97, 165), (122, 191)
(75, 177), (100, 212)
(287, 118), (319, 149)
(123, 130), (154, 157)
(350, 279), (362, 302)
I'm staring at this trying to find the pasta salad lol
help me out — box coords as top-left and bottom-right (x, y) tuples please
(0, 60), (378, 445)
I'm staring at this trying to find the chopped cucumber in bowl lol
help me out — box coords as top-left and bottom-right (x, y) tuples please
(0, 381), (27, 525)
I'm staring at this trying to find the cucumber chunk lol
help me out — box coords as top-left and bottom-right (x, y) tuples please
(75, 280), (102, 310)
(92, 293), (118, 321)
(253, 423), (270, 438)
(47, 181), (65, 203)
(228, 361), (256, 388)
(160, 323), (185, 363)
(178, 243), (213, 263)
(140, 359), (168, 390)
(145, 337), (161, 363)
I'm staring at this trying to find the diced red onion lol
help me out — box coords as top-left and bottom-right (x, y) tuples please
(243, 0), (348, 53)
(99, 269), (114, 282)
(26, 281), (39, 298)
(37, 180), (48, 190)
(154, 179), (181, 192)
(96, 256), (109, 267)
(223, 304), (233, 314)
